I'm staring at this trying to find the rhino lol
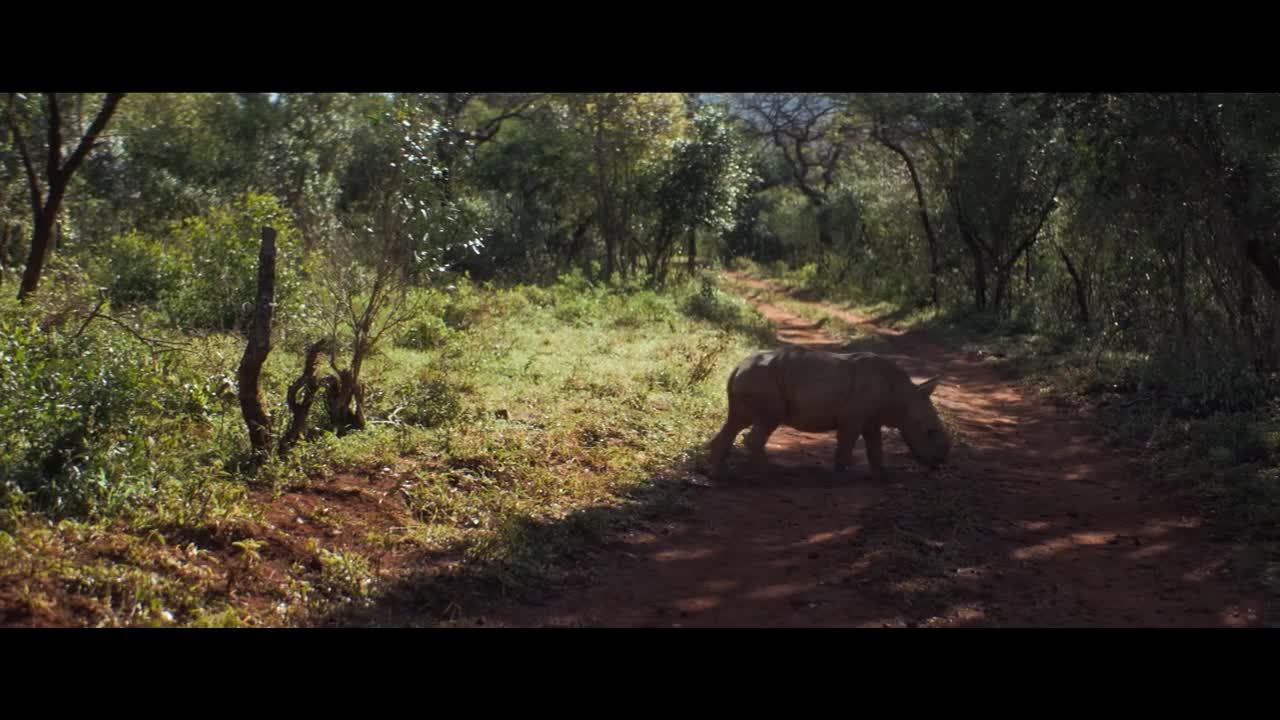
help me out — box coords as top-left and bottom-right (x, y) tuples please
(708, 346), (951, 480)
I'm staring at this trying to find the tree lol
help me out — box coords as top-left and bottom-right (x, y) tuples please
(471, 102), (597, 279)
(937, 94), (1071, 314)
(734, 93), (850, 249)
(7, 92), (124, 299)
(566, 93), (690, 282)
(645, 104), (751, 284)
(847, 93), (948, 306)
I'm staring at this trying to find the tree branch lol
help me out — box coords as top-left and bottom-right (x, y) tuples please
(7, 94), (43, 216)
(60, 93), (124, 181)
(46, 93), (62, 188)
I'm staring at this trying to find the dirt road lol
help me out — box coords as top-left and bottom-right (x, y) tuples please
(491, 273), (1264, 627)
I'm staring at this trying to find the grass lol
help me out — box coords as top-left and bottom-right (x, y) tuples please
(0, 272), (777, 627)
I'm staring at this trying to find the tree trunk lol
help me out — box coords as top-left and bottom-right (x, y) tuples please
(963, 236), (987, 309)
(878, 134), (941, 306)
(19, 210), (57, 300)
(568, 218), (590, 276)
(238, 227), (278, 465)
(1175, 237), (1191, 348)
(686, 228), (697, 276)
(1244, 236), (1280, 299)
(603, 231), (616, 282)
(645, 241), (663, 284)
(1239, 263), (1257, 366)
(993, 269), (1011, 318)
(0, 223), (10, 283)
(816, 205), (834, 247)
(1056, 245), (1090, 325)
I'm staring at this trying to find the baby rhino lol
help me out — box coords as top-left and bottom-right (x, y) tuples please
(708, 346), (951, 480)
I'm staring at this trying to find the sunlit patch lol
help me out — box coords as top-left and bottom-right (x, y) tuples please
(700, 579), (738, 593)
(1128, 542), (1172, 560)
(674, 596), (721, 613)
(847, 555), (877, 575)
(923, 604), (986, 626)
(653, 548), (715, 562)
(1138, 517), (1201, 535)
(1012, 531), (1115, 560)
(800, 526), (860, 546)
(891, 577), (949, 595)
(1019, 520), (1051, 531)
(745, 583), (807, 600)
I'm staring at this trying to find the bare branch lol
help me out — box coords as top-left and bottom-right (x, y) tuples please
(60, 93), (124, 181)
(73, 295), (193, 353)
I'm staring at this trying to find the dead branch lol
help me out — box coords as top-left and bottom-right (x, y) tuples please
(238, 226), (277, 465)
(279, 338), (332, 456)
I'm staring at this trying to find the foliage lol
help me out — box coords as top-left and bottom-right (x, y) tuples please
(159, 193), (305, 333)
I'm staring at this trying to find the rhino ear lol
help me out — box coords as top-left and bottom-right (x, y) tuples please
(916, 377), (940, 397)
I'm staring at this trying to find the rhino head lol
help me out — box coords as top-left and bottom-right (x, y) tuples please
(897, 377), (951, 468)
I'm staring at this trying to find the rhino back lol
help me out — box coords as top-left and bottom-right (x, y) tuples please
(728, 348), (910, 431)
(773, 348), (861, 431)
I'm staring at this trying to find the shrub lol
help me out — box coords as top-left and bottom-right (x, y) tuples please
(97, 231), (183, 306)
(160, 193), (304, 333)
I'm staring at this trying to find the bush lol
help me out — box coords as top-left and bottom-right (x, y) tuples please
(160, 193), (304, 333)
(97, 231), (183, 306)
(679, 277), (775, 347)
(396, 314), (455, 351)
(366, 367), (470, 429)
(0, 308), (218, 519)
(439, 277), (488, 330)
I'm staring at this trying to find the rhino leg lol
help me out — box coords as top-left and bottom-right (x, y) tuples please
(709, 408), (752, 479)
(834, 424), (858, 473)
(862, 421), (885, 481)
(744, 418), (779, 467)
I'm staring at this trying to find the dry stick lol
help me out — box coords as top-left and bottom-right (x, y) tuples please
(279, 338), (331, 456)
(238, 226), (277, 466)
(72, 294), (192, 352)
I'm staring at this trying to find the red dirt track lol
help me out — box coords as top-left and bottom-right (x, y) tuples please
(491, 273), (1265, 627)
